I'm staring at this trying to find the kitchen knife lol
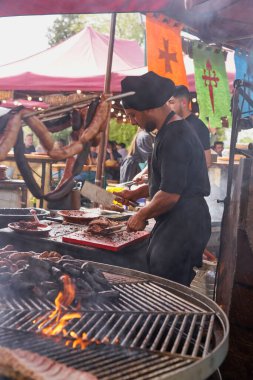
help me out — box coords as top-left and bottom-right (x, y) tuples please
(81, 181), (139, 208)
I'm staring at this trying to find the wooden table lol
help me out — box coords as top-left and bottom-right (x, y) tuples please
(52, 163), (97, 182)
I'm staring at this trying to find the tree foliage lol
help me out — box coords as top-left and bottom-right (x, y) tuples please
(47, 13), (145, 47)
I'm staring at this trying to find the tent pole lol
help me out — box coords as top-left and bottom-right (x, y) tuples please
(95, 13), (117, 188)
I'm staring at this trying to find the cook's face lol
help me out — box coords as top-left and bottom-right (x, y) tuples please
(125, 109), (156, 133)
(168, 96), (183, 117)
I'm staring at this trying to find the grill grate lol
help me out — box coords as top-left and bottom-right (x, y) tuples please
(0, 328), (195, 380)
(0, 262), (228, 379)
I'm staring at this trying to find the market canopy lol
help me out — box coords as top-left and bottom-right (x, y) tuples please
(0, 26), (235, 94)
(0, 26), (145, 92)
(0, 0), (252, 50)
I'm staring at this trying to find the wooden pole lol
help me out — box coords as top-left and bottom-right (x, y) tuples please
(95, 13), (117, 188)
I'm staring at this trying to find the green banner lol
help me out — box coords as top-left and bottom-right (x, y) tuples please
(192, 41), (231, 128)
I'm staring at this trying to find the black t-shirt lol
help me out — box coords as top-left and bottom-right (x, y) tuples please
(185, 113), (210, 150)
(24, 145), (36, 154)
(149, 118), (210, 200)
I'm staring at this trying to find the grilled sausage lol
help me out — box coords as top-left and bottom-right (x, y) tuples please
(79, 100), (111, 144)
(23, 109), (54, 151)
(0, 112), (22, 161)
(48, 141), (83, 160)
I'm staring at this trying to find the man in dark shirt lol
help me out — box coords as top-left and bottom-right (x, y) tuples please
(169, 85), (211, 168)
(116, 71), (211, 286)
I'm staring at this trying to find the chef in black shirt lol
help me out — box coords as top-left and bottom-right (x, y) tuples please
(169, 85), (211, 168)
(117, 71), (211, 286)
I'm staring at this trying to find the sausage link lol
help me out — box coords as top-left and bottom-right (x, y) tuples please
(48, 141), (83, 160)
(56, 156), (75, 188)
(22, 109), (54, 151)
(79, 101), (111, 144)
(0, 112), (22, 161)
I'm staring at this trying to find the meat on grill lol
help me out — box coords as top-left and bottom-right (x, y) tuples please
(0, 245), (118, 302)
(0, 346), (97, 379)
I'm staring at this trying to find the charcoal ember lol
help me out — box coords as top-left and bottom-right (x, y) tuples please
(46, 289), (59, 301)
(11, 277), (34, 292)
(41, 281), (59, 292)
(51, 266), (63, 279)
(11, 269), (31, 282)
(62, 263), (81, 277)
(81, 262), (93, 272)
(91, 271), (111, 289)
(61, 255), (74, 260)
(82, 271), (104, 292)
(76, 278), (93, 292)
(0, 284), (12, 296)
(28, 256), (52, 271)
(30, 266), (52, 282)
(0, 272), (12, 283)
(0, 266), (11, 273)
(33, 286), (45, 298)
(16, 260), (28, 269)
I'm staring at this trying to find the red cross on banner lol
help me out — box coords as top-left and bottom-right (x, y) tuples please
(146, 13), (188, 86)
(192, 41), (231, 128)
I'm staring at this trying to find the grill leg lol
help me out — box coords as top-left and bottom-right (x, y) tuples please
(206, 369), (222, 380)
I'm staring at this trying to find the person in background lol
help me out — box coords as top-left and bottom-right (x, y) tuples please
(89, 146), (98, 165)
(53, 138), (66, 150)
(211, 141), (224, 157)
(117, 142), (128, 160)
(35, 144), (47, 154)
(105, 141), (122, 181)
(120, 128), (154, 183)
(169, 85), (211, 168)
(24, 133), (36, 154)
(115, 71), (211, 286)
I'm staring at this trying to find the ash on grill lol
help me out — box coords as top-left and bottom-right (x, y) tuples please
(0, 245), (118, 304)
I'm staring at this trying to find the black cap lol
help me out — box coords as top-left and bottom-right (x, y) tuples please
(121, 71), (176, 111)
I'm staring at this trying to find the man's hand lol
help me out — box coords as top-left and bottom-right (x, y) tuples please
(127, 212), (147, 231)
(113, 189), (136, 206)
(133, 173), (148, 184)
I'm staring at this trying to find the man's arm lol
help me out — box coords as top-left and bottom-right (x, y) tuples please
(114, 184), (149, 203)
(127, 190), (180, 231)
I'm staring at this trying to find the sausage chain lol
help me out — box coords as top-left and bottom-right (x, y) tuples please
(1, 98), (111, 201)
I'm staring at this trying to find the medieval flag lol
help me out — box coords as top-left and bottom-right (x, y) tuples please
(192, 41), (231, 128)
(234, 49), (253, 117)
(146, 13), (188, 87)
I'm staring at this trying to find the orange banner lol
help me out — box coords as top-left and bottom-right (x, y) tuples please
(146, 13), (188, 87)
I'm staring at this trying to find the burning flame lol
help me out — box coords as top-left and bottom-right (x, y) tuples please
(37, 274), (96, 349)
